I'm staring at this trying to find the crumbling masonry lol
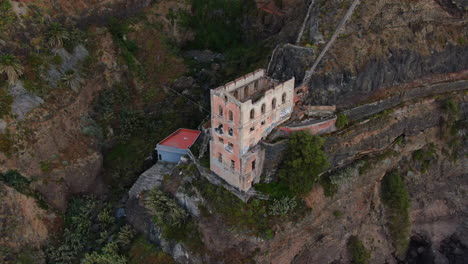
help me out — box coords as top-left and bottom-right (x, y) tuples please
(210, 69), (295, 191)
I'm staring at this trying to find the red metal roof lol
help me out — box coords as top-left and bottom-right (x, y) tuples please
(158, 128), (201, 149)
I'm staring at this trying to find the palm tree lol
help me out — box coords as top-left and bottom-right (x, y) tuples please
(47, 22), (69, 49)
(62, 70), (83, 92)
(0, 54), (24, 85)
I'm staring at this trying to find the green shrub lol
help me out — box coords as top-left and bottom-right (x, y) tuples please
(180, 0), (251, 52)
(0, 132), (13, 155)
(381, 171), (410, 257)
(333, 210), (343, 218)
(47, 196), (120, 263)
(319, 173), (339, 197)
(144, 188), (188, 228)
(412, 149), (425, 161)
(143, 188), (204, 252)
(0, 0), (11, 12)
(0, 88), (13, 118)
(0, 170), (49, 210)
(442, 98), (459, 118)
(82, 242), (127, 264)
(39, 160), (52, 172)
(51, 55), (63, 65)
(128, 236), (175, 264)
(1, 170), (31, 190)
(108, 18), (141, 73)
(0, 0), (15, 30)
(255, 181), (292, 198)
(268, 197), (297, 216)
(336, 113), (349, 129)
(348, 236), (371, 264)
(358, 160), (372, 175)
(278, 131), (330, 196)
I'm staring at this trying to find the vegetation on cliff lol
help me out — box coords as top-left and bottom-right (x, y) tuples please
(0, 170), (48, 210)
(381, 171), (411, 257)
(278, 131), (330, 196)
(348, 235), (371, 264)
(46, 196), (169, 264)
(143, 187), (203, 253)
(335, 112), (349, 129)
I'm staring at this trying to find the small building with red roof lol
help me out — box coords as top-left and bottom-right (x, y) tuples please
(156, 128), (201, 163)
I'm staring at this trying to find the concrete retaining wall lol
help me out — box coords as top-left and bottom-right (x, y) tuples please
(280, 117), (337, 135)
(344, 80), (468, 121)
(261, 140), (288, 182)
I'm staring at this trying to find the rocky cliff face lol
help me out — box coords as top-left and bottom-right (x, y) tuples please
(268, 0), (468, 106)
(0, 0), (467, 263)
(255, 92), (467, 264)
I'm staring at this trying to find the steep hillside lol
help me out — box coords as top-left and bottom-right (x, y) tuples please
(268, 0), (468, 106)
(0, 0), (466, 263)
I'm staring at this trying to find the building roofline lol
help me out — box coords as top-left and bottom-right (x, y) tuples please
(157, 128), (201, 149)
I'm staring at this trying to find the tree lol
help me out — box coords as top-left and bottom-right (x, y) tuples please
(279, 131), (330, 196)
(0, 54), (23, 85)
(336, 113), (349, 129)
(47, 22), (70, 49)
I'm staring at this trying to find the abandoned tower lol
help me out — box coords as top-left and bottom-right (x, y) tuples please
(210, 69), (295, 191)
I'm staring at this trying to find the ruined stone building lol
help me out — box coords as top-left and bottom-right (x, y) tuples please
(210, 69), (295, 191)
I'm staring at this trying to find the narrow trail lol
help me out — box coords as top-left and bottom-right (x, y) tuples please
(295, 0), (315, 45)
(303, 0), (361, 83)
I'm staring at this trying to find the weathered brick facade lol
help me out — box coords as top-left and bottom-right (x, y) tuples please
(210, 69), (295, 191)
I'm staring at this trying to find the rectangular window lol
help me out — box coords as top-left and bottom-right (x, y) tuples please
(218, 153), (222, 163)
(219, 137), (224, 143)
(158, 154), (162, 160)
(250, 126), (255, 133)
(231, 160), (235, 169)
(252, 160), (256, 170)
(261, 120), (265, 125)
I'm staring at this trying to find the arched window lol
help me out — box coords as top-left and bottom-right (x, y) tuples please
(228, 110), (233, 121)
(282, 93), (286, 104)
(224, 95), (228, 102)
(261, 103), (266, 114)
(233, 91), (239, 99)
(254, 81), (258, 89)
(244, 86), (248, 97)
(219, 105), (223, 117)
(250, 109), (255, 119)
(228, 128), (233, 136)
(272, 98), (277, 109)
